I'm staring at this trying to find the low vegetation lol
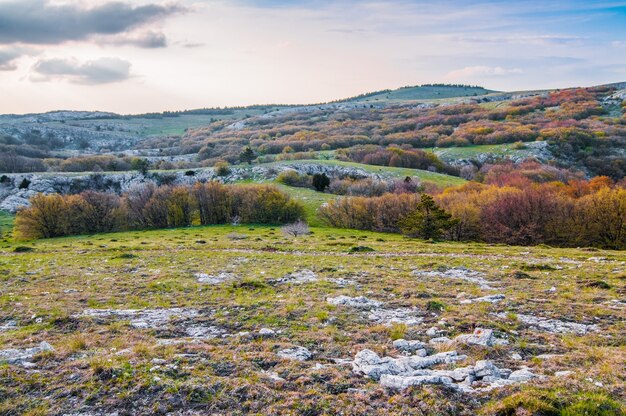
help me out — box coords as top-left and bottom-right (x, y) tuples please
(320, 177), (626, 249)
(14, 183), (304, 239)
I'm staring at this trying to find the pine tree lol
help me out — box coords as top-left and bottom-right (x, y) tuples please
(312, 173), (330, 192)
(399, 194), (458, 240)
(240, 146), (255, 165)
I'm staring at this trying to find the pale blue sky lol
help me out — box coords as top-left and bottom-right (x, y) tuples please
(0, 0), (625, 113)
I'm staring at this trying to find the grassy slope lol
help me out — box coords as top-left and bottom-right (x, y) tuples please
(45, 108), (286, 138)
(0, 225), (624, 414)
(346, 85), (495, 103)
(433, 143), (541, 161)
(255, 159), (467, 187)
(0, 211), (13, 238)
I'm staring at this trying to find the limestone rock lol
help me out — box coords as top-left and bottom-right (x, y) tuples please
(277, 346), (312, 361)
(393, 339), (427, 354)
(327, 295), (382, 309)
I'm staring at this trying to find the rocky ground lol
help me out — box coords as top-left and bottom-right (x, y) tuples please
(0, 225), (624, 415)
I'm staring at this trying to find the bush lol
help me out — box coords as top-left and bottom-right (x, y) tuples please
(231, 185), (305, 224)
(319, 193), (421, 232)
(214, 161), (231, 176)
(193, 182), (231, 225)
(276, 170), (311, 188)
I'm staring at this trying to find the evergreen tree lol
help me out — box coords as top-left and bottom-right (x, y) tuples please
(240, 146), (255, 165)
(131, 158), (150, 175)
(399, 194), (458, 240)
(312, 173), (330, 192)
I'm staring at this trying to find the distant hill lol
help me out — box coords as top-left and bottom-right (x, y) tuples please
(340, 84), (496, 103)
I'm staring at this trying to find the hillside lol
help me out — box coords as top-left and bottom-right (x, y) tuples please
(342, 84), (496, 103)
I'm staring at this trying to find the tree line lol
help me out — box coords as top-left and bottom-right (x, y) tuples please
(15, 183), (304, 239)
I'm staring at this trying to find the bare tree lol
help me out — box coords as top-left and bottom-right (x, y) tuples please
(281, 220), (310, 238)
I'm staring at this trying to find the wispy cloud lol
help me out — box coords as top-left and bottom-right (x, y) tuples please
(31, 57), (132, 84)
(446, 66), (524, 80)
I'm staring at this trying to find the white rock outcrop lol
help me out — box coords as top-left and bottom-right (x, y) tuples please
(352, 349), (539, 393)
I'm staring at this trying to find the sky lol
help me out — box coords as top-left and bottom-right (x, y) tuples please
(0, 0), (625, 114)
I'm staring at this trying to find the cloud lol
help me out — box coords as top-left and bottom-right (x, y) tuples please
(31, 57), (132, 84)
(0, 0), (184, 46)
(0, 46), (37, 71)
(100, 31), (169, 48)
(453, 34), (586, 46)
(446, 66), (524, 79)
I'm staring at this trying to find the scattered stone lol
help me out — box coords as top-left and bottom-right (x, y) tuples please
(474, 360), (501, 378)
(555, 370), (574, 378)
(271, 269), (318, 284)
(327, 278), (357, 287)
(510, 353), (523, 361)
(277, 346), (312, 361)
(393, 339), (427, 355)
(0, 320), (17, 332)
(380, 374), (455, 390)
(367, 307), (423, 326)
(327, 295), (382, 309)
(185, 325), (226, 339)
(77, 308), (199, 329)
(425, 327), (440, 337)
(195, 272), (237, 284)
(497, 313), (598, 335)
(262, 371), (286, 382)
(0, 341), (54, 366)
(413, 267), (495, 290)
(258, 328), (277, 337)
(429, 337), (452, 346)
(454, 328), (508, 347)
(507, 368), (537, 382)
(460, 294), (505, 304)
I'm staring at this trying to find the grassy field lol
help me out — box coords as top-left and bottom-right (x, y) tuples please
(433, 143), (542, 162)
(271, 183), (337, 227)
(0, 223), (624, 415)
(256, 159), (468, 188)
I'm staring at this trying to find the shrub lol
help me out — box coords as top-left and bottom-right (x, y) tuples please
(15, 194), (71, 239)
(276, 170), (311, 188)
(349, 246), (375, 253)
(214, 161), (231, 176)
(319, 193), (421, 232)
(231, 185), (304, 224)
(193, 182), (232, 225)
(281, 220), (310, 237)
